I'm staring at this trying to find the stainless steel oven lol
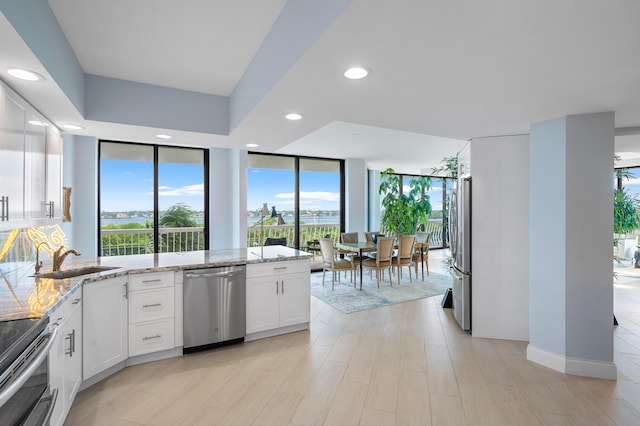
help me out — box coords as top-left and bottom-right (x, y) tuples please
(0, 315), (58, 426)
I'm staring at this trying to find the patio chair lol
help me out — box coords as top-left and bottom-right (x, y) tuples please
(392, 234), (416, 285)
(264, 237), (287, 246)
(362, 236), (394, 288)
(319, 238), (356, 290)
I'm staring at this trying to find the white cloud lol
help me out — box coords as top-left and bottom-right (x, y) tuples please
(157, 183), (204, 197)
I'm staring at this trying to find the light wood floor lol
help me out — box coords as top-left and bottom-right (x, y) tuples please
(66, 252), (640, 425)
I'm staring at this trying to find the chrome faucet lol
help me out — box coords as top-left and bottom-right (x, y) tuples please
(52, 246), (81, 272)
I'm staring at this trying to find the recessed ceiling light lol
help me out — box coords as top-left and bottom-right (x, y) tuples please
(28, 120), (48, 127)
(285, 113), (303, 121)
(246, 143), (259, 148)
(7, 68), (44, 81)
(156, 134), (172, 139)
(344, 66), (369, 80)
(62, 124), (84, 130)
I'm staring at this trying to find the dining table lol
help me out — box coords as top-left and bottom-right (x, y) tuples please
(336, 240), (426, 290)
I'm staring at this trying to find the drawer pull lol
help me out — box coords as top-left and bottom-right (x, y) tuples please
(142, 303), (162, 308)
(273, 266), (287, 271)
(142, 279), (163, 284)
(142, 334), (161, 341)
(72, 298), (81, 305)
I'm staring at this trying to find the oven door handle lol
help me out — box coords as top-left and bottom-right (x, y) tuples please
(0, 325), (58, 408)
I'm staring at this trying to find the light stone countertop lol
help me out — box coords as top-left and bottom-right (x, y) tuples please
(0, 246), (311, 321)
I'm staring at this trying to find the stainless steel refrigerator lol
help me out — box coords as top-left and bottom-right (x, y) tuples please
(450, 175), (471, 332)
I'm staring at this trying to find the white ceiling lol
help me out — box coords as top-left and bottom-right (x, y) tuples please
(2, 0), (640, 174)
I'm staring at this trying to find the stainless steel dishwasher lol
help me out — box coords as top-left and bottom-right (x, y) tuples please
(183, 265), (246, 352)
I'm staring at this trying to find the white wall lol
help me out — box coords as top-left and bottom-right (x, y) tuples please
(470, 135), (530, 341)
(345, 158), (367, 238)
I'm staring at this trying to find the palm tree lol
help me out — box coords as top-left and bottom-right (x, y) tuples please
(159, 203), (199, 252)
(159, 203), (198, 227)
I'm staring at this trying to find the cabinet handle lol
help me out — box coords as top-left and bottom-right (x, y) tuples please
(71, 329), (76, 356)
(276, 280), (279, 295)
(274, 266), (287, 271)
(1, 196), (8, 221)
(65, 332), (73, 356)
(123, 282), (128, 299)
(142, 334), (161, 341)
(72, 298), (81, 305)
(49, 201), (54, 218)
(142, 303), (162, 308)
(142, 279), (162, 284)
(281, 280), (284, 294)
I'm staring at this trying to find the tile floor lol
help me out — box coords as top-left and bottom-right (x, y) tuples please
(65, 251), (640, 425)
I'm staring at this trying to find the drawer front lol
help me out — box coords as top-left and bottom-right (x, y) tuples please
(128, 271), (174, 291)
(247, 259), (309, 279)
(128, 287), (174, 323)
(128, 319), (174, 357)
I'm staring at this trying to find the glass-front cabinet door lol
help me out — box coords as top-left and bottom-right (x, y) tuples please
(0, 84), (26, 226)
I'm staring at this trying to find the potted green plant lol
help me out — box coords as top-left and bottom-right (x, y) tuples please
(379, 168), (432, 237)
(614, 187), (640, 258)
(613, 157), (640, 260)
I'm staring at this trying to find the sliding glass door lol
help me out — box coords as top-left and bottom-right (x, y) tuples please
(99, 141), (207, 255)
(247, 153), (344, 249)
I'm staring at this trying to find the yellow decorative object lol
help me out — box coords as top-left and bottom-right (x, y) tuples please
(26, 225), (68, 256)
(0, 229), (20, 263)
(63, 186), (72, 222)
(27, 278), (60, 316)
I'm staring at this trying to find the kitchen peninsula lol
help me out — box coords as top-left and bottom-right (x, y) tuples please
(0, 246), (311, 426)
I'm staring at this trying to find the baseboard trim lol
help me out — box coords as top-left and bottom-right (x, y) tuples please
(245, 323), (309, 342)
(527, 345), (617, 380)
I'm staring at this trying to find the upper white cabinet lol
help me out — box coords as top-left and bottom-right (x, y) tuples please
(0, 80), (63, 229)
(25, 110), (47, 220)
(45, 125), (63, 220)
(0, 83), (26, 226)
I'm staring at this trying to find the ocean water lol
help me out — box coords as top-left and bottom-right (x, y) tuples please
(101, 215), (340, 227)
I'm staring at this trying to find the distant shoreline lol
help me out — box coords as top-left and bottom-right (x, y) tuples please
(100, 215), (341, 227)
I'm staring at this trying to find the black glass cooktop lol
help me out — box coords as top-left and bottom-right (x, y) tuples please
(0, 316), (48, 374)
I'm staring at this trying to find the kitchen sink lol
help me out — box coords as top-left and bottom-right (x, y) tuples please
(35, 265), (118, 279)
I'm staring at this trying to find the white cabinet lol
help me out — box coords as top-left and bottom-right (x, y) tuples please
(0, 83), (26, 226)
(24, 110), (47, 220)
(0, 79), (63, 229)
(246, 259), (311, 337)
(48, 291), (82, 426)
(128, 271), (175, 357)
(45, 126), (63, 219)
(83, 276), (128, 380)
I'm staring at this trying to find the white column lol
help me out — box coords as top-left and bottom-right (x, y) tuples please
(345, 158), (367, 238)
(470, 135), (529, 341)
(70, 135), (99, 257)
(209, 148), (246, 249)
(528, 112), (616, 379)
(368, 170), (381, 232)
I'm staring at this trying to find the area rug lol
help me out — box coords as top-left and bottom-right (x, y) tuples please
(310, 269), (451, 313)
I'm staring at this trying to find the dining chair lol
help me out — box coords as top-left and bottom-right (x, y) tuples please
(412, 232), (431, 277)
(393, 234), (416, 285)
(339, 232), (360, 260)
(319, 238), (356, 290)
(362, 236), (394, 288)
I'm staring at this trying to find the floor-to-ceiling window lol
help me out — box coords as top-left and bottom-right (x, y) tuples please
(382, 172), (452, 249)
(247, 153), (344, 250)
(99, 141), (208, 255)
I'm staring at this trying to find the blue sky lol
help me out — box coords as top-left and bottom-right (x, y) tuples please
(248, 168), (340, 212)
(100, 159), (204, 211)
